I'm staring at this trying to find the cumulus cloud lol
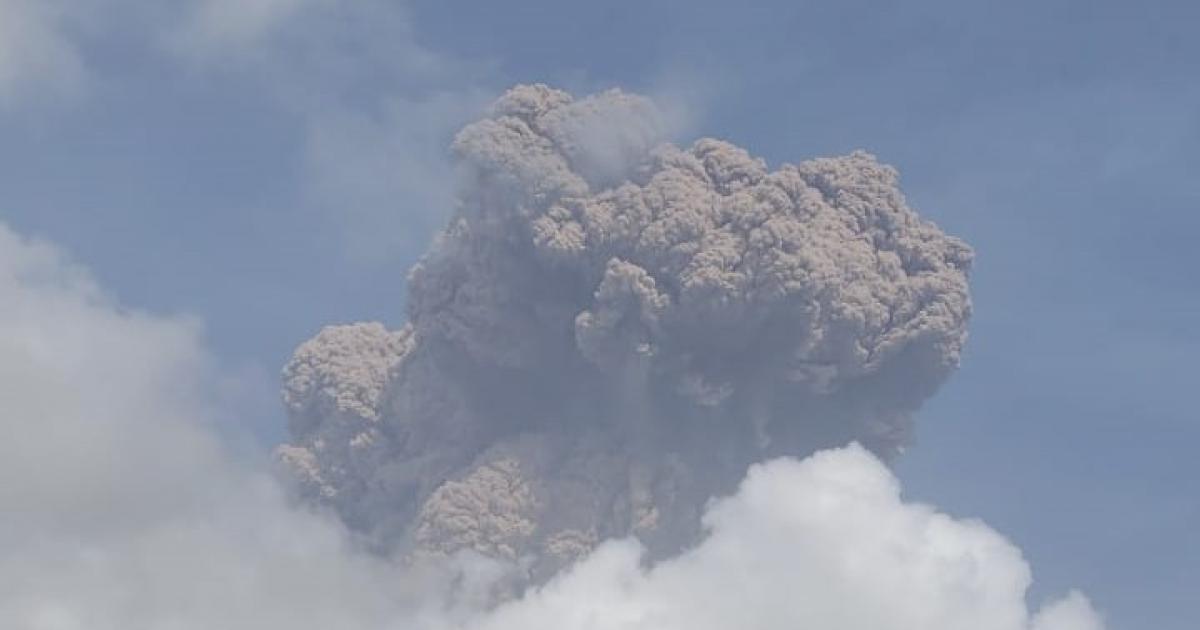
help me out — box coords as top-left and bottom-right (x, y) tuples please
(0, 221), (498, 629)
(473, 446), (1103, 630)
(279, 84), (975, 572)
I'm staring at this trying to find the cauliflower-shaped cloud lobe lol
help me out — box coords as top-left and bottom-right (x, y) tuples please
(278, 84), (974, 572)
(471, 446), (1103, 630)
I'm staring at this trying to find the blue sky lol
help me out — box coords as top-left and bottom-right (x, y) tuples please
(1, 1), (1196, 627)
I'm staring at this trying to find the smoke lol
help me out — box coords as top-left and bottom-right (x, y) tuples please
(0, 219), (1101, 629)
(279, 84), (975, 574)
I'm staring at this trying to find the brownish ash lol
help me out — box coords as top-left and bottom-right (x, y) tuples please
(276, 84), (973, 581)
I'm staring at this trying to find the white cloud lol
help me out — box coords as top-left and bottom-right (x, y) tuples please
(474, 446), (1104, 630)
(0, 222), (488, 629)
(174, 0), (313, 54)
(0, 224), (217, 539)
(0, 0), (85, 103)
(0, 219), (1103, 629)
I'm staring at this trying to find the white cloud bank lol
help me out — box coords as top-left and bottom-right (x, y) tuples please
(478, 448), (1104, 630)
(0, 220), (1101, 629)
(0, 222), (468, 629)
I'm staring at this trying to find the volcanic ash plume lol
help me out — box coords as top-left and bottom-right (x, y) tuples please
(277, 84), (974, 576)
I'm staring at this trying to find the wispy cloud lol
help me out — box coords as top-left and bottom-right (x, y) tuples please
(0, 0), (493, 261)
(0, 0), (86, 104)
(163, 0), (495, 262)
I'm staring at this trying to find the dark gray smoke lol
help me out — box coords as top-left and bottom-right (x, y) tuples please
(277, 84), (973, 578)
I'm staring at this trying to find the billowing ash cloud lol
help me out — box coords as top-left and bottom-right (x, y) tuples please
(278, 84), (974, 575)
(0, 219), (1101, 629)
